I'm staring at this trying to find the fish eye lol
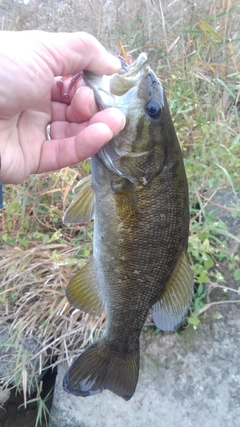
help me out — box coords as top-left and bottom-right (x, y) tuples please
(145, 100), (162, 120)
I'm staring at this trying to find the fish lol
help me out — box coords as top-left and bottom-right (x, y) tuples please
(62, 53), (193, 401)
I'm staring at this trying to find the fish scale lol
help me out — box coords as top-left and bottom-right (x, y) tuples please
(62, 53), (193, 401)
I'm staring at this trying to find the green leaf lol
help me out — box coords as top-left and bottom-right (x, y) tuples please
(230, 133), (240, 151)
(197, 270), (209, 284)
(198, 231), (210, 242)
(11, 292), (19, 303)
(19, 237), (28, 248)
(2, 234), (17, 246)
(216, 228), (240, 244)
(214, 271), (225, 282)
(214, 162), (239, 203)
(202, 238), (210, 252)
(233, 269), (240, 281)
(204, 255), (214, 270)
(198, 19), (223, 47)
(197, 283), (204, 296)
(213, 312), (223, 320)
(217, 5), (240, 18)
(215, 78), (235, 98)
(187, 316), (200, 328)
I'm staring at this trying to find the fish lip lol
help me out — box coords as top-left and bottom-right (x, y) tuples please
(83, 53), (150, 110)
(140, 69), (164, 108)
(118, 52), (148, 77)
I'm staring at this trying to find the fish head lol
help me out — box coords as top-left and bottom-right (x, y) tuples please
(84, 53), (172, 185)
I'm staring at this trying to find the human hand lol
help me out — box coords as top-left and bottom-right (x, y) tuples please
(0, 31), (125, 184)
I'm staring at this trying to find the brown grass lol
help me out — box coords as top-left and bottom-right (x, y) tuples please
(1, 0), (240, 72)
(0, 240), (106, 389)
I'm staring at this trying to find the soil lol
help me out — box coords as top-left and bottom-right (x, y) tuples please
(0, 368), (56, 427)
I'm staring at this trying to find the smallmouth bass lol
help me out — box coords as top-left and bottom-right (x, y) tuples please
(62, 53), (193, 401)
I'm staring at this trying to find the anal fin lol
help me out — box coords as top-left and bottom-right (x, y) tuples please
(152, 250), (193, 331)
(66, 258), (104, 316)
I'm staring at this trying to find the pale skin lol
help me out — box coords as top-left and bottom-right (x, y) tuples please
(0, 31), (126, 184)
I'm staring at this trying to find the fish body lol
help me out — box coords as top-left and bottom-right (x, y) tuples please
(62, 54), (193, 401)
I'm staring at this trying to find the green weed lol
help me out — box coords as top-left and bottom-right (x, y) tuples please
(18, 381), (52, 427)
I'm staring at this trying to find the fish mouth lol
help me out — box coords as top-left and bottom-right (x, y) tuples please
(83, 53), (153, 112)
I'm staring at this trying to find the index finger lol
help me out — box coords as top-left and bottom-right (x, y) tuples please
(38, 31), (121, 77)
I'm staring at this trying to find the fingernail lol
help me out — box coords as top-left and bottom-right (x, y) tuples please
(89, 88), (98, 115)
(106, 52), (121, 72)
(121, 114), (126, 130)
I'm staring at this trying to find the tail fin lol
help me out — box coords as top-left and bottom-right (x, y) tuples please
(63, 341), (139, 401)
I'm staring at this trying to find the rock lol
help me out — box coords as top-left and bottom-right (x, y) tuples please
(50, 300), (240, 427)
(0, 385), (10, 405)
(205, 190), (240, 232)
(49, 189), (240, 427)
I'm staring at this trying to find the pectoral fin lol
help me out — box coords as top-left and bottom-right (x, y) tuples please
(152, 251), (193, 331)
(66, 258), (104, 316)
(112, 176), (140, 219)
(63, 175), (94, 224)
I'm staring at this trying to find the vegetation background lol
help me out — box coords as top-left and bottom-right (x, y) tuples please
(0, 0), (239, 413)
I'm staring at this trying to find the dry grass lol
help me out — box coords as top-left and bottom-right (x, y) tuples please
(0, 164), (106, 393)
(0, 240), (106, 391)
(0, 0), (239, 397)
(1, 0), (240, 71)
